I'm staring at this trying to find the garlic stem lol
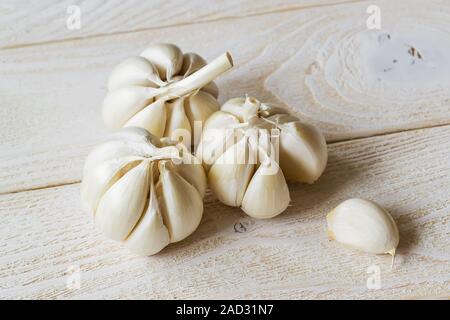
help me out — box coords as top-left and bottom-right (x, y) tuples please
(149, 146), (182, 162)
(259, 116), (282, 129)
(158, 52), (233, 100)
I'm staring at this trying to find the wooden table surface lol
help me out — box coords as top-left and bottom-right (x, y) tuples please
(1, 0), (449, 299)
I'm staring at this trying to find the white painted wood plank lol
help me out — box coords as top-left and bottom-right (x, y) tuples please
(1, 0), (450, 193)
(0, 0), (355, 48)
(1, 126), (449, 299)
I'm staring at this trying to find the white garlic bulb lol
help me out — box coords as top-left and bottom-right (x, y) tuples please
(196, 96), (328, 219)
(81, 127), (206, 255)
(103, 43), (233, 146)
(327, 198), (400, 255)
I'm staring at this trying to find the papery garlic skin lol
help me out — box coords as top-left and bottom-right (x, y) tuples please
(81, 127), (206, 256)
(327, 198), (399, 255)
(103, 43), (232, 146)
(197, 96), (327, 219)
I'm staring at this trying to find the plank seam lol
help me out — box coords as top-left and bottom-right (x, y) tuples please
(1, 119), (449, 196)
(0, 181), (80, 196)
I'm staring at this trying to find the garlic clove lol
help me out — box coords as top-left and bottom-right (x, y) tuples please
(140, 43), (183, 81)
(201, 82), (219, 99)
(110, 126), (160, 146)
(107, 56), (162, 91)
(83, 140), (145, 176)
(196, 111), (241, 170)
(163, 98), (191, 144)
(276, 118), (328, 184)
(83, 127), (162, 176)
(102, 86), (159, 129)
(185, 91), (220, 146)
(81, 156), (143, 214)
(208, 138), (255, 207)
(327, 198), (400, 255)
(221, 96), (259, 122)
(125, 164), (170, 256)
(241, 158), (290, 219)
(171, 152), (207, 197)
(181, 52), (207, 76)
(203, 110), (241, 131)
(258, 103), (289, 118)
(124, 99), (167, 138)
(156, 161), (203, 243)
(95, 160), (151, 241)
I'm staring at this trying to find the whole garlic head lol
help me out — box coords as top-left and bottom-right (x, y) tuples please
(327, 198), (400, 255)
(103, 43), (233, 146)
(196, 96), (328, 219)
(81, 127), (206, 255)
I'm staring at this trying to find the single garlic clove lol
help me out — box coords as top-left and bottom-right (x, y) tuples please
(201, 82), (219, 99)
(171, 152), (207, 198)
(181, 52), (207, 76)
(327, 198), (399, 255)
(140, 43), (183, 81)
(83, 140), (146, 176)
(102, 86), (158, 129)
(208, 138), (255, 207)
(163, 98), (191, 144)
(156, 161), (203, 243)
(221, 96), (259, 122)
(276, 117), (328, 184)
(125, 164), (170, 256)
(184, 91), (220, 146)
(241, 158), (290, 219)
(203, 110), (241, 131)
(196, 111), (240, 170)
(95, 160), (150, 241)
(258, 102), (289, 117)
(107, 56), (162, 91)
(110, 126), (161, 146)
(81, 156), (142, 214)
(83, 127), (161, 177)
(123, 99), (167, 138)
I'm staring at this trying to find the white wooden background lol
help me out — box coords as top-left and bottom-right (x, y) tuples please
(1, 0), (449, 299)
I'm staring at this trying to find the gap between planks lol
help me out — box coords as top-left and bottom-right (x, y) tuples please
(0, 0), (364, 51)
(1, 120), (448, 197)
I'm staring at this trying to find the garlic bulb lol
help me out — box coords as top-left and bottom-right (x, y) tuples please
(103, 43), (233, 146)
(327, 198), (399, 255)
(196, 96), (327, 219)
(81, 127), (206, 255)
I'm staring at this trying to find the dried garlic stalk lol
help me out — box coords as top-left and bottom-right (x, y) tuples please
(103, 43), (233, 146)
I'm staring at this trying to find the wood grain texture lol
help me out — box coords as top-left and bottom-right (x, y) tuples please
(1, 126), (449, 299)
(2, 0), (450, 194)
(1, 0), (449, 300)
(0, 0), (355, 49)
